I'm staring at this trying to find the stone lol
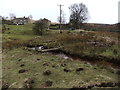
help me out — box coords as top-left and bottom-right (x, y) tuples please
(87, 84), (94, 89)
(2, 82), (9, 89)
(20, 64), (25, 67)
(98, 82), (115, 87)
(93, 67), (97, 69)
(45, 80), (53, 87)
(24, 78), (34, 88)
(43, 63), (49, 66)
(18, 69), (27, 73)
(24, 83), (32, 88)
(18, 59), (22, 61)
(43, 70), (51, 75)
(25, 78), (34, 84)
(76, 68), (84, 72)
(61, 63), (67, 67)
(36, 58), (40, 61)
(64, 68), (70, 72)
(52, 65), (57, 68)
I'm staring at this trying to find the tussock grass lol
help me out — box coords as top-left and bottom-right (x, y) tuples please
(2, 48), (119, 88)
(2, 24), (120, 88)
(3, 27), (120, 59)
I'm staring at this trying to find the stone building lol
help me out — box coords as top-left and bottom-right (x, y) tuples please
(12, 16), (30, 25)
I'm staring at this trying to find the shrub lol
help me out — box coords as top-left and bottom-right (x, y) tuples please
(33, 19), (49, 35)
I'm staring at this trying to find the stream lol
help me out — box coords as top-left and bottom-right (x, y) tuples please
(25, 45), (120, 70)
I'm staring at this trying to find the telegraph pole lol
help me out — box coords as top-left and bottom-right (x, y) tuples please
(57, 4), (64, 33)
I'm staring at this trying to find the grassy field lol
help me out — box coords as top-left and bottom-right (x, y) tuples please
(2, 48), (119, 88)
(2, 24), (120, 89)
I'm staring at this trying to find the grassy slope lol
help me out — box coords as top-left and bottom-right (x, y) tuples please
(3, 24), (120, 62)
(2, 48), (118, 88)
(3, 24), (36, 42)
(2, 24), (120, 88)
(3, 24), (119, 58)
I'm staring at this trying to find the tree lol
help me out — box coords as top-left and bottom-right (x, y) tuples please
(28, 15), (33, 23)
(57, 10), (66, 24)
(1, 16), (6, 33)
(33, 19), (50, 35)
(69, 3), (89, 29)
(9, 13), (16, 20)
(28, 14), (33, 20)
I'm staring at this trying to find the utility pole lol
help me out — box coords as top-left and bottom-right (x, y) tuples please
(57, 4), (64, 33)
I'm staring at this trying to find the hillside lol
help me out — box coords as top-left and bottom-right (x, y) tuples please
(83, 23), (119, 32)
(2, 24), (120, 89)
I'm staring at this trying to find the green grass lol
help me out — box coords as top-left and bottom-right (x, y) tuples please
(3, 24), (120, 59)
(5, 24), (34, 35)
(3, 24), (38, 43)
(3, 24), (120, 58)
(2, 48), (119, 88)
(2, 24), (120, 88)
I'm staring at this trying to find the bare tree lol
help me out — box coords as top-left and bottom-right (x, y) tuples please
(57, 10), (66, 24)
(9, 13), (16, 20)
(69, 3), (89, 29)
(28, 14), (33, 23)
(28, 14), (33, 20)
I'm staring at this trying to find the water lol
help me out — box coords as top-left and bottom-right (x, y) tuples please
(55, 53), (69, 60)
(25, 46), (119, 69)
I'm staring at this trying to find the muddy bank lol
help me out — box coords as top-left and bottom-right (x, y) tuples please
(69, 82), (120, 89)
(51, 49), (120, 69)
(26, 46), (120, 69)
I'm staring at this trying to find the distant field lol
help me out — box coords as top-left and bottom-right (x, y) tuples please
(2, 24), (120, 88)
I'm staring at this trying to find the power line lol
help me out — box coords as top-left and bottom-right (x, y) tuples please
(57, 4), (64, 33)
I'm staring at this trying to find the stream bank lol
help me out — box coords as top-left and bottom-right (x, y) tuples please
(26, 45), (120, 70)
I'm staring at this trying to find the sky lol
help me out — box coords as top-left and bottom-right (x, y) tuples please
(118, 1), (120, 22)
(0, 0), (119, 24)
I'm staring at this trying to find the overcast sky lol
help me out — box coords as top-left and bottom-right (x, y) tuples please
(0, 0), (119, 24)
(118, 1), (120, 22)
